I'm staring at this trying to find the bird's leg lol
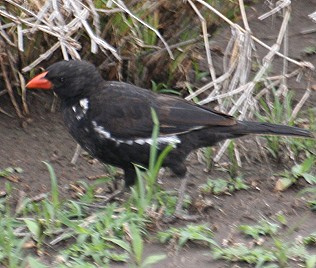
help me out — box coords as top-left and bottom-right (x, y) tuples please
(97, 167), (134, 206)
(89, 167), (133, 205)
(173, 174), (200, 221)
(175, 176), (188, 213)
(124, 167), (137, 187)
(71, 144), (81, 165)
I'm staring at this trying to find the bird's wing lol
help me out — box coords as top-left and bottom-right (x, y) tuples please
(156, 94), (236, 135)
(88, 81), (236, 140)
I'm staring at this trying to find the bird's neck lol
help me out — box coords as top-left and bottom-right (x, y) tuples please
(61, 94), (84, 109)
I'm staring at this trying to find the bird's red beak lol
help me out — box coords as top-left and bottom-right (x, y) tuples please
(26, 71), (52, 90)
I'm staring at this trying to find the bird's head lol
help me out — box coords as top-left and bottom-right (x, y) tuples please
(26, 60), (102, 99)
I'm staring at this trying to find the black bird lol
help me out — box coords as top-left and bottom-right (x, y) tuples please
(26, 60), (314, 218)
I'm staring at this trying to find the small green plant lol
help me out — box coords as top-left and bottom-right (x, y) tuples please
(57, 202), (148, 265)
(0, 161), (165, 267)
(308, 199), (316, 210)
(212, 233), (315, 267)
(125, 223), (166, 268)
(199, 176), (248, 195)
(26, 257), (49, 268)
(212, 244), (277, 266)
(0, 166), (23, 179)
(201, 147), (213, 172)
(71, 176), (114, 203)
(302, 45), (316, 55)
(19, 162), (63, 248)
(151, 81), (181, 95)
(129, 109), (174, 217)
(257, 89), (294, 159)
(227, 140), (239, 177)
(298, 185), (316, 210)
(257, 90), (315, 163)
(239, 219), (280, 240)
(287, 108), (316, 158)
(192, 61), (208, 82)
(157, 224), (217, 249)
(303, 232), (316, 246)
(275, 157), (316, 191)
(0, 214), (28, 268)
(212, 216), (316, 268)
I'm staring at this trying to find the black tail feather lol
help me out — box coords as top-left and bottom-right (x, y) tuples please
(235, 121), (314, 138)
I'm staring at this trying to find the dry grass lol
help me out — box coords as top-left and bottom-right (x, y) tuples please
(0, 0), (315, 163)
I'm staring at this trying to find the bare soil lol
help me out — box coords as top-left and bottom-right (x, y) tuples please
(2, 96), (315, 268)
(1, 1), (316, 267)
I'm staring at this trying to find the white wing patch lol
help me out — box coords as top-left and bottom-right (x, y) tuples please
(134, 136), (180, 146)
(92, 121), (111, 139)
(92, 121), (181, 147)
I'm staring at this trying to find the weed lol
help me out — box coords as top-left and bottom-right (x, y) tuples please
(43, 161), (60, 210)
(212, 231), (315, 267)
(257, 89), (294, 160)
(212, 244), (277, 266)
(151, 80), (181, 95)
(71, 176), (113, 203)
(298, 185), (316, 211)
(199, 176), (248, 195)
(0, 212), (28, 268)
(306, 255), (316, 268)
(126, 223), (166, 268)
(257, 90), (315, 163)
(303, 232), (316, 246)
(201, 147), (213, 172)
(308, 199), (316, 210)
(212, 216), (316, 268)
(227, 140), (240, 177)
(302, 45), (316, 55)
(129, 109), (175, 217)
(239, 219), (280, 240)
(275, 157), (316, 191)
(26, 257), (49, 268)
(192, 61), (208, 82)
(157, 224), (217, 249)
(0, 163), (165, 267)
(0, 167), (23, 180)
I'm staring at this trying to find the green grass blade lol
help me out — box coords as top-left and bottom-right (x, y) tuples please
(42, 162), (59, 209)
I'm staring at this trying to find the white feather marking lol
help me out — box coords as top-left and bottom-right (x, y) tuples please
(135, 136), (181, 146)
(79, 98), (89, 112)
(92, 121), (181, 147)
(72, 99), (89, 121)
(92, 121), (111, 139)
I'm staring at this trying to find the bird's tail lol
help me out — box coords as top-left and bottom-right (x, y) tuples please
(235, 121), (314, 138)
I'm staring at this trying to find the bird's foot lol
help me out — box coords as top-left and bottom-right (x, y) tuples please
(162, 176), (200, 222)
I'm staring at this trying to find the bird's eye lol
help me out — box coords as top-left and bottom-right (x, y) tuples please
(60, 77), (65, 83)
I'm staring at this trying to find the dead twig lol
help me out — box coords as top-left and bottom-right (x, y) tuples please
(0, 54), (23, 118)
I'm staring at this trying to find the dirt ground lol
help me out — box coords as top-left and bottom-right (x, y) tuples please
(2, 97), (316, 268)
(1, 1), (316, 267)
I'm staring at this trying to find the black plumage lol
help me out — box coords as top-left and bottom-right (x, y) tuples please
(26, 60), (314, 187)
